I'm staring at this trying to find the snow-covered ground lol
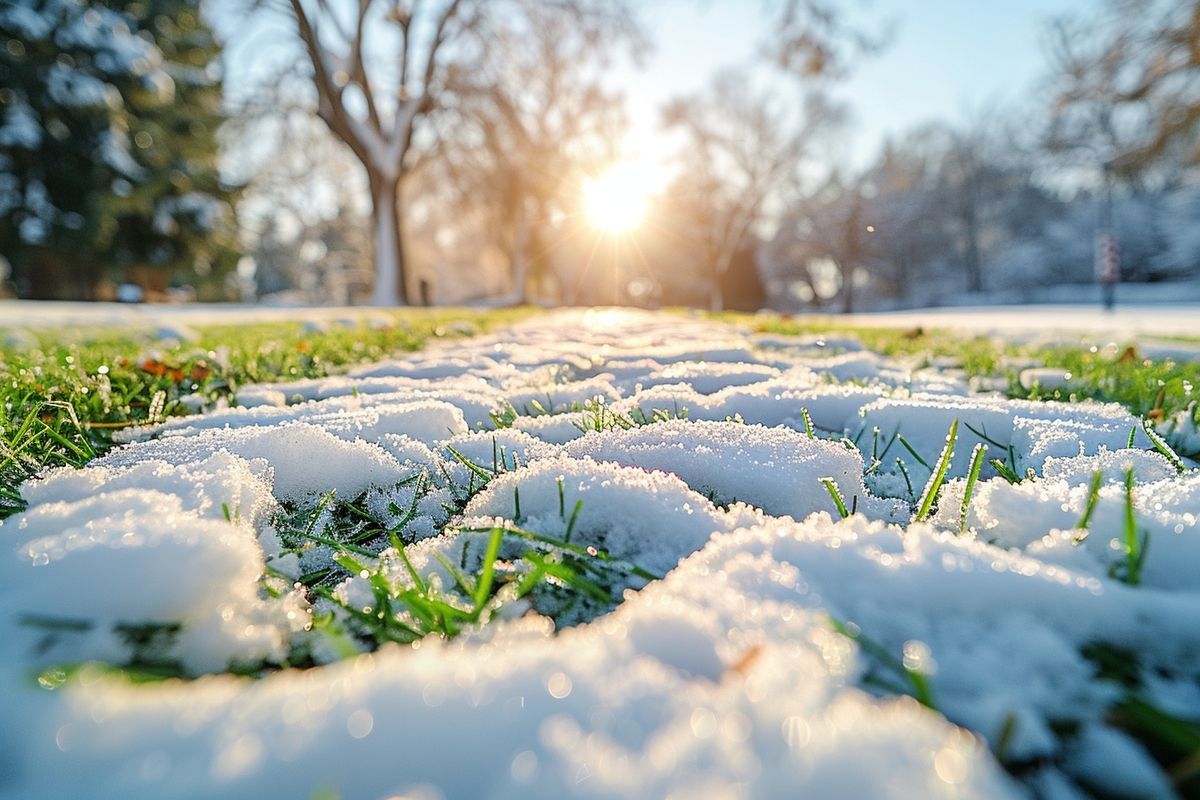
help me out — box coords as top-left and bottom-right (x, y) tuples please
(832, 303), (1200, 339)
(0, 300), (408, 331)
(2, 308), (1198, 799)
(1, 299), (1198, 339)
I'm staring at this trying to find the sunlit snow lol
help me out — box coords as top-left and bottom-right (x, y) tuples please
(1, 308), (1197, 799)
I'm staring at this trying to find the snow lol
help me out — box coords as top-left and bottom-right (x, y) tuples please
(95, 422), (421, 503)
(830, 303), (1200, 339)
(0, 2), (54, 39)
(561, 420), (868, 521)
(461, 456), (758, 577)
(2, 299), (1199, 337)
(857, 393), (1151, 480)
(1064, 725), (1175, 799)
(1, 308), (1197, 799)
(45, 64), (118, 108)
(935, 463), (1200, 591)
(153, 192), (225, 235)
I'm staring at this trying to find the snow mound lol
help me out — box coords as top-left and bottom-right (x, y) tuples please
(95, 422), (418, 502)
(1, 463), (296, 675)
(629, 360), (782, 394)
(859, 393), (1151, 479)
(936, 466), (1200, 591)
(563, 419), (864, 520)
(2, 512), (1023, 800)
(461, 456), (755, 576)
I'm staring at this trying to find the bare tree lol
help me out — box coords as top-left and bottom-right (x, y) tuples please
(260, 0), (640, 306)
(767, 172), (876, 312)
(663, 73), (844, 311)
(267, 0), (480, 305)
(434, 0), (640, 304)
(765, 112), (1061, 310)
(1045, 0), (1200, 185)
(767, 0), (891, 78)
(223, 82), (374, 302)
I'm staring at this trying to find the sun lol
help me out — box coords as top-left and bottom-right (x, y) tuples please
(583, 165), (649, 234)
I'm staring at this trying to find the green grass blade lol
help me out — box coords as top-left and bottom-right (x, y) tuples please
(988, 457), (1022, 485)
(819, 477), (850, 519)
(1076, 471), (1104, 530)
(1143, 420), (1186, 473)
(913, 419), (958, 523)
(897, 434), (931, 470)
(895, 457), (915, 500)
(958, 443), (987, 534)
(472, 526), (505, 612)
(564, 499), (583, 543)
(962, 421), (1005, 450)
(444, 445), (495, 483)
(801, 407), (815, 439)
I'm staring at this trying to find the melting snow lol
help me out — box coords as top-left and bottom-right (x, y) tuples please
(1, 308), (1197, 799)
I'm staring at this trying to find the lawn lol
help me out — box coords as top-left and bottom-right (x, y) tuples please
(1, 306), (1197, 799)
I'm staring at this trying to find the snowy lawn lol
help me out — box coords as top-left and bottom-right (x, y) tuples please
(1, 307), (1199, 799)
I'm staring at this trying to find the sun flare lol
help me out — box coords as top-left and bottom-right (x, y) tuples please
(583, 165), (649, 234)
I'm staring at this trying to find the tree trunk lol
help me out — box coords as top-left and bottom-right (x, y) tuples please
(709, 277), (724, 313)
(962, 206), (982, 294)
(370, 176), (407, 306)
(840, 264), (855, 313)
(709, 246), (726, 312)
(510, 202), (530, 305)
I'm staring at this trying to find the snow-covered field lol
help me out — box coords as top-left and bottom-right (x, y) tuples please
(2, 308), (1198, 799)
(3, 298), (1199, 338)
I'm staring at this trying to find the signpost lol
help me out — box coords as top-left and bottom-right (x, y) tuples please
(1095, 231), (1120, 310)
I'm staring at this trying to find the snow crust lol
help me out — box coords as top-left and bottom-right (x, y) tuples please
(1, 308), (1196, 799)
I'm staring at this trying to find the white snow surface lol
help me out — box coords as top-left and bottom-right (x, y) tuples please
(2, 300), (1199, 338)
(1, 308), (1197, 799)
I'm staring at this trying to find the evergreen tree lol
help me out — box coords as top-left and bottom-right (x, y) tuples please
(97, 0), (239, 300)
(0, 0), (236, 299)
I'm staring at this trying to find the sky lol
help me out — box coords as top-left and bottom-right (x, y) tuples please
(616, 0), (1091, 179)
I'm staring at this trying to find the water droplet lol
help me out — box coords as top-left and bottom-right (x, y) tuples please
(511, 750), (539, 783)
(934, 746), (967, 784)
(546, 671), (573, 699)
(347, 709), (373, 739)
(690, 707), (717, 738)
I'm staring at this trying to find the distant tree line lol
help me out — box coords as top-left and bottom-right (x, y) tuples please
(759, 0), (1200, 311)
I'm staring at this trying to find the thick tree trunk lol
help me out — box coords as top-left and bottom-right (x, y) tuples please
(370, 177), (407, 306)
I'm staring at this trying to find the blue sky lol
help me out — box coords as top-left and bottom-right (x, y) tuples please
(618, 0), (1092, 173)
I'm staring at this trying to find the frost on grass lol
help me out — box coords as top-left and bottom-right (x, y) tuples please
(1, 308), (1197, 799)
